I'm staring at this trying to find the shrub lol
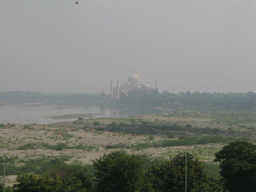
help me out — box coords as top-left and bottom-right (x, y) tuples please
(16, 143), (38, 150)
(93, 121), (100, 126)
(130, 119), (136, 124)
(110, 121), (117, 128)
(167, 133), (175, 138)
(119, 122), (125, 126)
(148, 135), (155, 140)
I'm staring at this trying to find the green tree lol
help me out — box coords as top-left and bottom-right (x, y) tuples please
(214, 141), (256, 192)
(51, 164), (95, 192)
(191, 178), (225, 192)
(13, 174), (37, 192)
(93, 151), (153, 192)
(0, 184), (3, 192)
(93, 121), (100, 126)
(109, 121), (117, 128)
(13, 173), (81, 192)
(146, 153), (216, 192)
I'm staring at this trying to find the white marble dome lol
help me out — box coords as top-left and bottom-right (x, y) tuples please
(128, 73), (140, 87)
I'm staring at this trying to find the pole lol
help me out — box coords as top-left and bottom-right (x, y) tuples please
(0, 156), (4, 192)
(0, 156), (9, 192)
(185, 153), (187, 192)
(3, 159), (5, 192)
(181, 152), (192, 192)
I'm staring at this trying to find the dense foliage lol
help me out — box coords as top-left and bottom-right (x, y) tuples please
(214, 141), (256, 192)
(13, 174), (81, 192)
(12, 163), (95, 192)
(93, 151), (152, 192)
(146, 153), (224, 192)
(92, 151), (224, 192)
(1, 91), (256, 110)
(4, 142), (256, 191)
(1, 151), (224, 192)
(119, 90), (256, 110)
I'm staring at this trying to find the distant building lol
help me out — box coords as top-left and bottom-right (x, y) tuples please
(110, 72), (158, 99)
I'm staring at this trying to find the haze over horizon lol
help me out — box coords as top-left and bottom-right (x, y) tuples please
(1, 1), (256, 94)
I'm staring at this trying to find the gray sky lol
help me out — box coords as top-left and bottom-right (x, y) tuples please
(1, 0), (256, 93)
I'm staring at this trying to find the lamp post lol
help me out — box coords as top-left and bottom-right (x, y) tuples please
(0, 155), (10, 192)
(180, 152), (192, 192)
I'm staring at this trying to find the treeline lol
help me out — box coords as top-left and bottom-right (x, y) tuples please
(1, 91), (256, 111)
(0, 91), (100, 105)
(117, 91), (256, 110)
(102, 123), (255, 138)
(0, 152), (223, 192)
(1, 141), (255, 192)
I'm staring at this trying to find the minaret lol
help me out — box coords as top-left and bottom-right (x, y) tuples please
(117, 80), (120, 99)
(110, 80), (113, 97)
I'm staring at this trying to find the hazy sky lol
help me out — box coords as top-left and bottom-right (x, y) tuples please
(1, 0), (256, 93)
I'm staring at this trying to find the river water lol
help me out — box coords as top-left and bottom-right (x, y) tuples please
(0, 103), (159, 124)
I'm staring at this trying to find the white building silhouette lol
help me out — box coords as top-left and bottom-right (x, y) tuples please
(111, 72), (158, 99)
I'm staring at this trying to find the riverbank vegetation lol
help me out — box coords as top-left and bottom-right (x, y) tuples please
(1, 93), (256, 190)
(2, 141), (255, 192)
(1, 91), (256, 111)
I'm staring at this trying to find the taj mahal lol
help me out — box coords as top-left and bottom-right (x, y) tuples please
(110, 72), (158, 99)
